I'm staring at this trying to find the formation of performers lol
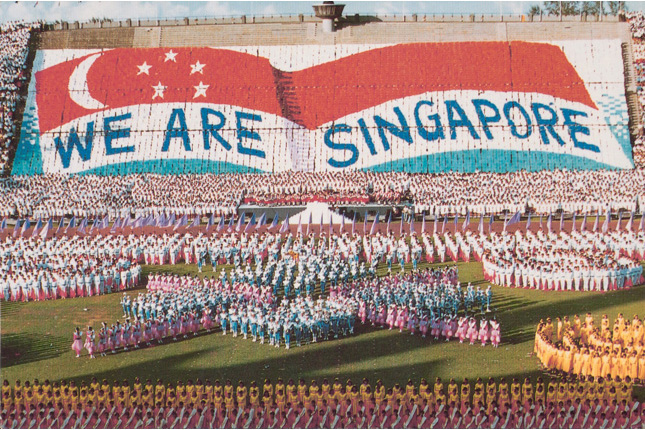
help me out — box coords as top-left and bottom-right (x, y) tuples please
(2, 228), (644, 303)
(74, 264), (500, 356)
(343, 272), (499, 346)
(1, 374), (640, 429)
(478, 230), (645, 292)
(0, 231), (378, 303)
(0, 230), (430, 304)
(535, 313), (645, 382)
(1, 231), (142, 301)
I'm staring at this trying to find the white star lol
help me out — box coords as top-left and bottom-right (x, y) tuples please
(193, 82), (209, 99)
(152, 82), (167, 99)
(190, 61), (206, 75)
(136, 61), (152, 75)
(164, 50), (178, 62)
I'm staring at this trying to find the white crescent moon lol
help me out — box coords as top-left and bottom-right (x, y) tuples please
(68, 53), (107, 110)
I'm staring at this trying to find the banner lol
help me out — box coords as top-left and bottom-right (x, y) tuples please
(14, 41), (633, 175)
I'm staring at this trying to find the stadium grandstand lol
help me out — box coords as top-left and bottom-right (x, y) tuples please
(1, 3), (645, 429)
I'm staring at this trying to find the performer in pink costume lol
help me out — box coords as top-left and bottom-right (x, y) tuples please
(457, 316), (468, 343)
(479, 319), (490, 347)
(84, 326), (95, 359)
(467, 317), (479, 345)
(407, 310), (417, 335)
(358, 300), (367, 325)
(201, 308), (214, 332)
(97, 324), (107, 356)
(431, 316), (441, 339)
(376, 304), (386, 327)
(396, 307), (406, 332)
(441, 315), (451, 340)
(490, 318), (501, 347)
(71, 327), (83, 358)
(419, 314), (429, 338)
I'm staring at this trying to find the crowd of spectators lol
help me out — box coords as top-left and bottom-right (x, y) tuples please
(626, 11), (645, 166)
(0, 21), (39, 176)
(410, 169), (644, 216)
(0, 174), (242, 219)
(1, 169), (644, 219)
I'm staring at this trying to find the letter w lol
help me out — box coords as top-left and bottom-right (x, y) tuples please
(54, 122), (95, 169)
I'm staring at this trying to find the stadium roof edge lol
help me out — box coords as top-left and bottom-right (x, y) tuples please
(43, 11), (621, 32)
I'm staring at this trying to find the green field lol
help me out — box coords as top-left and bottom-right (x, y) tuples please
(2, 261), (645, 395)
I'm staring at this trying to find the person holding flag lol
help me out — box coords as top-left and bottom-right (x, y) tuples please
(602, 208), (611, 234)
(547, 212), (553, 233)
(61, 216), (73, 234)
(188, 216), (200, 229)
(593, 211), (599, 232)
(235, 213), (246, 232)
(256, 212), (266, 230)
(581, 212), (587, 232)
(110, 217), (121, 234)
(216, 215), (225, 232)
(268, 213), (279, 230)
(20, 217), (30, 237)
(462, 210), (470, 233)
(245, 213), (256, 233)
(11, 219), (20, 238)
(39, 218), (52, 240)
(526, 213), (531, 232)
(370, 212), (379, 236)
(205, 213), (215, 231)
(505, 211), (521, 232)
(77, 217), (89, 234)
(279, 215), (289, 234)
(173, 214), (188, 231)
(31, 218), (42, 237)
(166, 213), (176, 229)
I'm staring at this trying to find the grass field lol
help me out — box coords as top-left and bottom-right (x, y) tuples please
(2, 260), (645, 396)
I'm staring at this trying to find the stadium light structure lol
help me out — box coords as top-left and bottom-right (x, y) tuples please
(313, 1), (345, 33)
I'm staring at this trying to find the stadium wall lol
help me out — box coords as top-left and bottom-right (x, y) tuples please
(13, 21), (636, 175)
